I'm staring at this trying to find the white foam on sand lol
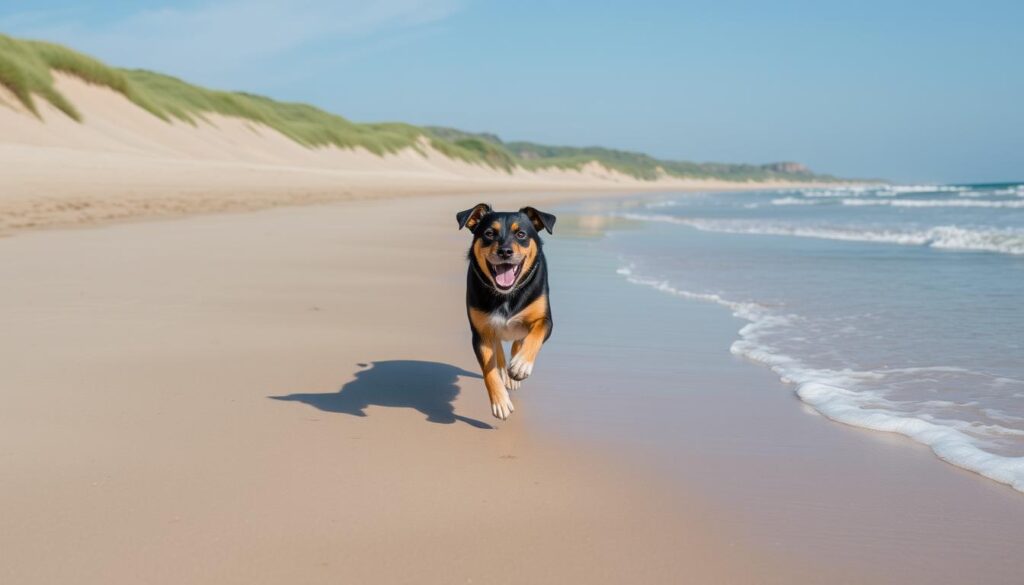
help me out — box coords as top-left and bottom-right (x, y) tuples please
(616, 265), (1024, 493)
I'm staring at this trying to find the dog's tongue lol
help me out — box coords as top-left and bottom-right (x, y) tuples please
(494, 264), (516, 287)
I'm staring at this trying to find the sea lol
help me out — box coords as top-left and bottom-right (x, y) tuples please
(594, 182), (1024, 492)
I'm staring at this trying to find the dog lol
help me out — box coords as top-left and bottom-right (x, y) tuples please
(456, 203), (556, 420)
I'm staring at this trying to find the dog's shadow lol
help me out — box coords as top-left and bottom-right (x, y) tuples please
(269, 360), (492, 429)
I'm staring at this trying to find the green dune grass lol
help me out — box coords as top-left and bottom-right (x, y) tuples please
(0, 32), (841, 182)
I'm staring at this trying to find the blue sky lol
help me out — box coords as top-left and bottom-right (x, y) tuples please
(2, 0), (1022, 183)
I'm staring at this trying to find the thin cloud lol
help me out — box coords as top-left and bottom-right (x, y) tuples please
(2, 0), (461, 85)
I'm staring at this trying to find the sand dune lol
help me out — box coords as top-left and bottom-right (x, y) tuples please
(0, 74), (826, 233)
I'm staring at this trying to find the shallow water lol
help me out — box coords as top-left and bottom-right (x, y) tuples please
(580, 183), (1024, 492)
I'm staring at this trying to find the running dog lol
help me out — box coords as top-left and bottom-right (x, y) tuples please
(456, 203), (556, 420)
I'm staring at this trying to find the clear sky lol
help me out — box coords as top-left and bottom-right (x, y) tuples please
(3, 0), (1022, 183)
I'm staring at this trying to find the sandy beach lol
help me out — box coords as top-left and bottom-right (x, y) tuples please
(3, 191), (1023, 584)
(1, 192), (801, 584)
(3, 34), (1022, 585)
(0, 55), (854, 584)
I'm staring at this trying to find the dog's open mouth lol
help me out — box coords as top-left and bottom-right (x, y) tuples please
(489, 261), (523, 290)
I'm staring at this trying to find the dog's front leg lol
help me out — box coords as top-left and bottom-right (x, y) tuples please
(495, 339), (521, 392)
(473, 332), (515, 420)
(508, 319), (550, 382)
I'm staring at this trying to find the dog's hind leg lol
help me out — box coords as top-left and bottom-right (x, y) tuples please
(495, 340), (520, 392)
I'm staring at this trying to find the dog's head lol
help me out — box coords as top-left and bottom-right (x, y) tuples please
(456, 203), (556, 293)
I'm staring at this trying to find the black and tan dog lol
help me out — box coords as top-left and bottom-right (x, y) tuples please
(456, 203), (556, 420)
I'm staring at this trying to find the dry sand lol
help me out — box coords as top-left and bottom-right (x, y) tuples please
(0, 74), (830, 234)
(0, 193), (814, 584)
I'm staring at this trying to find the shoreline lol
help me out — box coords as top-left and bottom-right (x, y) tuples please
(524, 197), (1024, 583)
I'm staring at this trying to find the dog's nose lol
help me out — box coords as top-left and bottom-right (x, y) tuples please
(497, 247), (514, 259)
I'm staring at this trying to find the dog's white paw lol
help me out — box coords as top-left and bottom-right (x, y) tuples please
(499, 368), (521, 391)
(490, 389), (515, 420)
(508, 354), (534, 381)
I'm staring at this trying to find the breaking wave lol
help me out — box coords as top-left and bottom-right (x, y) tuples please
(621, 213), (1024, 256)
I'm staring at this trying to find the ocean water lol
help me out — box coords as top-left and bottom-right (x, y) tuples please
(599, 183), (1024, 492)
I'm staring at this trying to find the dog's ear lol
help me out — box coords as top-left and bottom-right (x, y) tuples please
(519, 207), (556, 234)
(456, 203), (492, 231)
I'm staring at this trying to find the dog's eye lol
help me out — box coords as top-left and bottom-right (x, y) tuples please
(515, 231), (527, 240)
(483, 229), (495, 239)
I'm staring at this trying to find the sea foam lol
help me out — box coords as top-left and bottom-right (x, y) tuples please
(616, 265), (1024, 493)
(800, 184), (968, 199)
(770, 197), (820, 206)
(841, 198), (1024, 208)
(621, 213), (1024, 255)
